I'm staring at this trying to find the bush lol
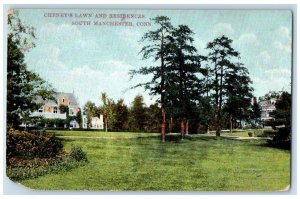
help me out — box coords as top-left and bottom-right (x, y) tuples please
(6, 156), (86, 181)
(69, 146), (88, 161)
(6, 129), (63, 163)
(262, 129), (277, 137)
(268, 127), (291, 149)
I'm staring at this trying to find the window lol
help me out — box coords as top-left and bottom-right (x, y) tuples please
(53, 107), (57, 113)
(62, 98), (65, 103)
(69, 108), (74, 115)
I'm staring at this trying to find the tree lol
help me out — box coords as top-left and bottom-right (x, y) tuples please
(76, 109), (82, 128)
(100, 92), (116, 132)
(251, 101), (261, 127)
(223, 62), (253, 130)
(259, 91), (281, 102)
(165, 25), (205, 138)
(128, 95), (147, 131)
(198, 96), (215, 134)
(269, 91), (291, 149)
(83, 101), (98, 128)
(145, 103), (161, 133)
(7, 10), (54, 129)
(113, 99), (129, 131)
(206, 35), (242, 136)
(130, 16), (173, 142)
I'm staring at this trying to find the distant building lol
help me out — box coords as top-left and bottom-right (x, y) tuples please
(24, 92), (81, 128)
(91, 116), (104, 129)
(259, 99), (276, 122)
(82, 115), (104, 130)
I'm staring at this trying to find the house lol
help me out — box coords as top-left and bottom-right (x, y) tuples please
(259, 99), (276, 122)
(29, 92), (81, 128)
(91, 116), (104, 129)
(82, 115), (104, 130)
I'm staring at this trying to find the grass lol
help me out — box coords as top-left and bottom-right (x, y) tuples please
(221, 129), (265, 137)
(17, 132), (290, 191)
(46, 130), (160, 138)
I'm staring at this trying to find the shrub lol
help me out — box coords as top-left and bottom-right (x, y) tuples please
(69, 146), (88, 162)
(268, 127), (291, 149)
(6, 156), (86, 181)
(6, 129), (63, 163)
(262, 129), (277, 137)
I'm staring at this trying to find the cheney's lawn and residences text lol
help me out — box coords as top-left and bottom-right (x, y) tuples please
(44, 12), (152, 26)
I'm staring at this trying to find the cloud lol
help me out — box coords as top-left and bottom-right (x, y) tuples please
(273, 26), (292, 53)
(233, 33), (260, 59)
(256, 50), (271, 68)
(236, 33), (259, 45)
(38, 23), (99, 53)
(213, 23), (234, 37)
(279, 26), (290, 39)
(273, 40), (291, 53)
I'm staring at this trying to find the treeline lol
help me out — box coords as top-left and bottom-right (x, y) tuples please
(83, 94), (161, 132)
(129, 16), (259, 141)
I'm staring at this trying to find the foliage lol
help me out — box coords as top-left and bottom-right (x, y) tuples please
(76, 109), (82, 128)
(268, 91), (291, 149)
(144, 103), (161, 133)
(130, 16), (174, 141)
(7, 156), (86, 181)
(113, 99), (129, 131)
(39, 118), (65, 128)
(7, 10), (54, 128)
(259, 91), (282, 101)
(83, 101), (99, 128)
(59, 104), (68, 114)
(6, 129), (63, 162)
(68, 146), (88, 162)
(100, 92), (116, 132)
(250, 101), (262, 126)
(127, 95), (147, 131)
(206, 35), (253, 134)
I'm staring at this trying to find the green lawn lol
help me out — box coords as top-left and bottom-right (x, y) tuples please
(18, 132), (290, 191)
(221, 129), (265, 137)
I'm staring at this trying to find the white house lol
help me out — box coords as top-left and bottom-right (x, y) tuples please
(82, 115), (104, 130)
(259, 100), (276, 122)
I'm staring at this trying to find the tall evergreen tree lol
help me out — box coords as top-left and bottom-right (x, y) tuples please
(269, 91), (291, 149)
(206, 35), (240, 136)
(165, 25), (205, 138)
(223, 61), (253, 130)
(130, 16), (173, 142)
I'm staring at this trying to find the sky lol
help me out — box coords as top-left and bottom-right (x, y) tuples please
(16, 9), (292, 107)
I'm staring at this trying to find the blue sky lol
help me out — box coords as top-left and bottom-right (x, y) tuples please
(17, 9), (292, 107)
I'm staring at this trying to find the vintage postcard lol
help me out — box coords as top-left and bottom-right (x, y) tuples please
(5, 8), (292, 192)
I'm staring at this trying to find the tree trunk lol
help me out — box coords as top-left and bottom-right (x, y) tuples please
(206, 124), (210, 134)
(185, 120), (189, 135)
(105, 118), (108, 132)
(215, 116), (221, 136)
(229, 114), (233, 133)
(181, 118), (185, 140)
(161, 107), (166, 142)
(169, 116), (173, 133)
(160, 30), (166, 143)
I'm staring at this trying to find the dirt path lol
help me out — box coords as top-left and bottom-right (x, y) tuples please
(57, 135), (159, 139)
